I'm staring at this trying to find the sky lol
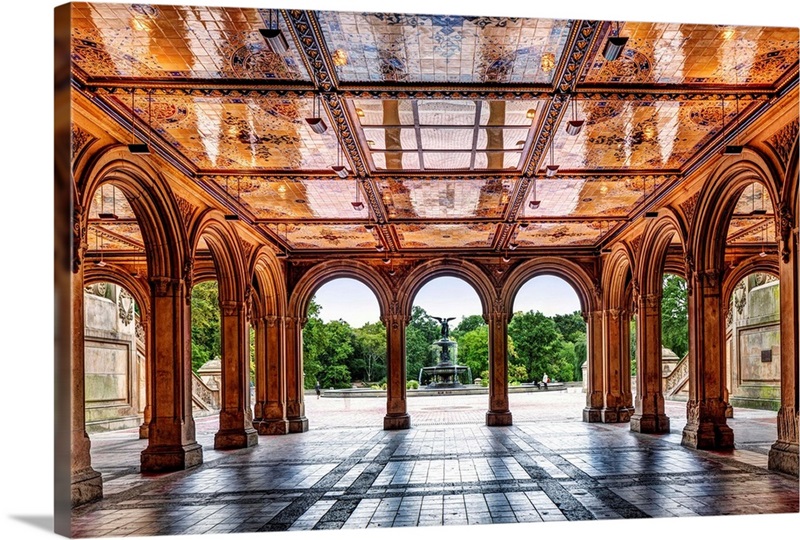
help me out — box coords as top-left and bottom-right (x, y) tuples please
(313, 275), (582, 327)
(2, 2), (796, 540)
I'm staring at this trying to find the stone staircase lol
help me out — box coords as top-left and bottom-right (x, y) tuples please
(664, 353), (689, 399)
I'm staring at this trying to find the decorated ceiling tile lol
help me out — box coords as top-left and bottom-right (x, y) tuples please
(583, 22), (798, 86)
(394, 223), (496, 249)
(210, 177), (369, 219)
(522, 176), (670, 217)
(727, 218), (776, 244)
(89, 184), (136, 219)
(377, 178), (515, 219)
(70, 3), (310, 80)
(110, 94), (340, 170)
(317, 11), (571, 83)
(513, 221), (620, 247)
(733, 182), (774, 214)
(87, 224), (144, 252)
(267, 224), (380, 250)
(353, 98), (541, 171)
(549, 98), (753, 171)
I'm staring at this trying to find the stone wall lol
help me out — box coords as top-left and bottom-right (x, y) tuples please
(84, 284), (145, 432)
(726, 274), (781, 411)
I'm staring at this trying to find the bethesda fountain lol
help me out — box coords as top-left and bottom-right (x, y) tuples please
(418, 316), (472, 388)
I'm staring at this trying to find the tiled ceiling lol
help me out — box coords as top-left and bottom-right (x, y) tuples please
(70, 3), (799, 255)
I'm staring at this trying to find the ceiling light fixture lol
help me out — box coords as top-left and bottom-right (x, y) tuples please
(603, 22), (628, 62)
(526, 109), (536, 120)
(565, 95), (584, 136)
(519, 222), (529, 229)
(545, 142), (559, 177)
(95, 231), (107, 267)
(260, 10), (288, 55)
(332, 48), (348, 66)
(306, 94), (328, 134)
(509, 242), (518, 251)
(540, 52), (555, 73)
(224, 177), (241, 220)
(334, 142), (351, 180)
(751, 184), (767, 215)
(128, 90), (151, 154)
(376, 243), (385, 252)
(351, 180), (364, 211)
(355, 107), (365, 117)
(382, 257), (391, 265)
(528, 178), (541, 209)
(98, 184), (118, 220)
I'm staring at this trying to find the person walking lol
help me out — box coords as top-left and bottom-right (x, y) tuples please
(315, 380), (321, 399)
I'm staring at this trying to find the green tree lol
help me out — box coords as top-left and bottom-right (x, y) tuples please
(508, 310), (563, 382)
(552, 311), (586, 343)
(354, 322), (386, 383)
(190, 281), (221, 373)
(661, 274), (688, 359)
(452, 315), (486, 339)
(455, 325), (489, 380)
(406, 306), (440, 381)
(573, 332), (587, 380)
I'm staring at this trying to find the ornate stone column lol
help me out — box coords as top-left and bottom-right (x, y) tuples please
(600, 309), (630, 423)
(256, 315), (289, 435)
(138, 315), (152, 439)
(681, 269), (733, 449)
(631, 293), (671, 434)
(70, 254), (103, 506)
(383, 306), (411, 430)
(583, 310), (604, 422)
(285, 316), (309, 433)
(769, 206), (799, 474)
(487, 303), (512, 426)
(141, 276), (203, 472)
(214, 300), (258, 449)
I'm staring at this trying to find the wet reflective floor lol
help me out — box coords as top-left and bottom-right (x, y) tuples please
(73, 390), (798, 537)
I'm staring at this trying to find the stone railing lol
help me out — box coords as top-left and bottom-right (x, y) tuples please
(192, 372), (219, 411)
(665, 354), (689, 396)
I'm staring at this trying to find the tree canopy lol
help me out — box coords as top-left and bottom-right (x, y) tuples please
(661, 274), (688, 359)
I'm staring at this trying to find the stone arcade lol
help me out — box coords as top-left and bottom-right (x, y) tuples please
(55, 2), (799, 535)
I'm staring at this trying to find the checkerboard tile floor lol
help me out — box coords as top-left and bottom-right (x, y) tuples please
(72, 391), (798, 537)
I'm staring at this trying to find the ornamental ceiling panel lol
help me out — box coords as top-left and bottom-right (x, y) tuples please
(521, 176), (671, 218)
(316, 12), (572, 83)
(513, 221), (620, 247)
(89, 184), (136, 219)
(87, 224), (145, 252)
(548, 98), (753, 171)
(71, 2), (310, 80)
(376, 178), (515, 219)
(733, 182), (774, 214)
(266, 224), (380, 250)
(727, 218), (776, 244)
(353, 98), (541, 171)
(108, 94), (340, 170)
(582, 22), (798, 86)
(209, 177), (368, 219)
(394, 223), (497, 248)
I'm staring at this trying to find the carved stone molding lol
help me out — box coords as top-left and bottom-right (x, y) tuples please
(680, 192), (700, 230)
(72, 203), (87, 274)
(642, 293), (661, 310)
(183, 258), (194, 303)
(220, 300), (245, 317)
(766, 119), (799, 168)
(118, 289), (135, 325)
(265, 315), (282, 327)
(779, 204), (794, 263)
(174, 195), (196, 230)
(71, 123), (95, 161)
(150, 276), (180, 296)
(630, 235), (642, 257)
(240, 238), (255, 268)
(698, 268), (722, 290)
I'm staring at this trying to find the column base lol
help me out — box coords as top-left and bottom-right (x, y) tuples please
(630, 413), (670, 434)
(141, 442), (203, 473)
(256, 419), (289, 435)
(486, 411), (513, 426)
(214, 427), (259, 450)
(287, 417), (309, 433)
(582, 407), (602, 423)
(384, 413), (411, 430)
(599, 407), (631, 423)
(71, 467), (102, 507)
(138, 423), (149, 440)
(681, 422), (734, 450)
(768, 441), (799, 476)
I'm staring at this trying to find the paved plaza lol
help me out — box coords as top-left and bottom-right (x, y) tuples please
(73, 389), (799, 537)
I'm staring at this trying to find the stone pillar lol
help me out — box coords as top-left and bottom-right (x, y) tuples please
(769, 207), (799, 474)
(583, 310), (604, 422)
(600, 309), (630, 423)
(71, 261), (103, 506)
(383, 311), (411, 430)
(285, 316), (309, 433)
(140, 277), (203, 472)
(138, 316), (152, 439)
(487, 306), (512, 426)
(256, 316), (289, 435)
(214, 301), (258, 449)
(631, 294), (671, 434)
(681, 270), (733, 449)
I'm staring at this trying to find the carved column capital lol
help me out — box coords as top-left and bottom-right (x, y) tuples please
(779, 204), (794, 263)
(642, 293), (661, 309)
(220, 300), (246, 317)
(150, 276), (181, 296)
(697, 268), (723, 290)
(72, 203), (87, 274)
(265, 315), (282, 328)
(608, 308), (621, 320)
(285, 316), (308, 330)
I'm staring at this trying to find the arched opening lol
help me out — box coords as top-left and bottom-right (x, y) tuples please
(407, 276), (485, 423)
(509, 275), (585, 421)
(189, 278), (225, 437)
(301, 277), (385, 428)
(660, 273), (689, 408)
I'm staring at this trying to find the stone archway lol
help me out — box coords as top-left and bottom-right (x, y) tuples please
(684, 149), (781, 450)
(288, 260), (393, 431)
(189, 210), (257, 450)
